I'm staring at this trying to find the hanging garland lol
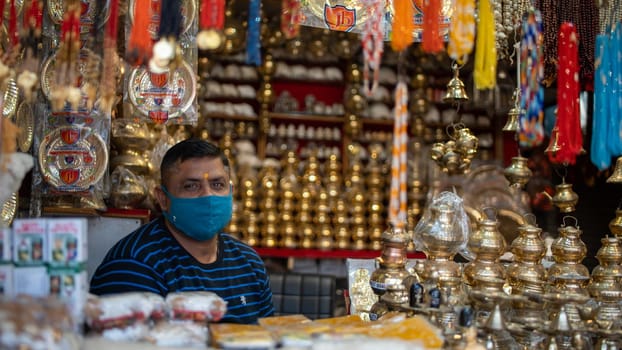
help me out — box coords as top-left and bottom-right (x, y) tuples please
(361, 0), (384, 96)
(447, 0), (475, 64)
(390, 0), (414, 52)
(389, 81), (408, 229)
(591, 33), (612, 170)
(518, 9), (545, 148)
(474, 0), (496, 89)
(549, 22), (582, 165)
(421, 0), (443, 53)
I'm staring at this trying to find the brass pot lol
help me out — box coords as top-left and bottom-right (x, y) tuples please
(541, 182), (579, 213)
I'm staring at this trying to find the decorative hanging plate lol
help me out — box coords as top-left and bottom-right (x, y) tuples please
(40, 49), (90, 103)
(38, 126), (108, 192)
(1, 192), (17, 227)
(127, 59), (196, 123)
(15, 101), (34, 152)
(2, 78), (19, 119)
(128, 0), (196, 38)
(47, 0), (109, 31)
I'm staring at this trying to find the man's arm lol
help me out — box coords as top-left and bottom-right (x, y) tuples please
(89, 257), (167, 296)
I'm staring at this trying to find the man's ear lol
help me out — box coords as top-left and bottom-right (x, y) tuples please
(154, 186), (168, 212)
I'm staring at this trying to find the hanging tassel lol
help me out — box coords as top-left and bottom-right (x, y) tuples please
(591, 33), (612, 170)
(246, 0), (261, 66)
(549, 22), (582, 165)
(474, 0), (497, 89)
(8, 0), (18, 47)
(608, 23), (622, 154)
(97, 0), (120, 115)
(421, 0), (443, 53)
(390, 0), (414, 52)
(389, 81), (409, 229)
(447, 0), (475, 64)
(158, 0), (182, 40)
(281, 0), (301, 39)
(127, 0), (153, 66)
(361, 0), (384, 96)
(197, 0), (225, 50)
(518, 9), (545, 148)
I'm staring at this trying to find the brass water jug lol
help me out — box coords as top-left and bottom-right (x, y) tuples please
(541, 181), (579, 213)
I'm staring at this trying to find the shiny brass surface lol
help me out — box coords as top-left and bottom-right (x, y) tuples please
(502, 107), (520, 132)
(544, 127), (562, 156)
(607, 157), (622, 183)
(442, 66), (469, 104)
(503, 156), (532, 189)
(609, 209), (622, 237)
(541, 182), (579, 213)
(463, 213), (507, 286)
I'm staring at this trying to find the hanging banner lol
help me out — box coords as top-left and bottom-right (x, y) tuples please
(298, 0), (452, 41)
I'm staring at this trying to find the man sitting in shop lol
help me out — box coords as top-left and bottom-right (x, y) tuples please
(90, 138), (274, 324)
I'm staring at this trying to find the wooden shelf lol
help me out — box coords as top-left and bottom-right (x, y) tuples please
(254, 247), (426, 260)
(268, 112), (344, 124)
(202, 113), (259, 121)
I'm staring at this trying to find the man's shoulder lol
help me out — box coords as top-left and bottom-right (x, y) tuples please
(220, 233), (261, 257)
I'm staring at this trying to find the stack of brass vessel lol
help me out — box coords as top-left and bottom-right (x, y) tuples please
(278, 151), (299, 248)
(258, 161), (279, 248)
(463, 209), (507, 287)
(346, 147), (368, 250)
(315, 188), (334, 250)
(547, 217), (590, 329)
(297, 150), (321, 249)
(588, 236), (622, 299)
(326, 154), (349, 249)
(366, 144), (387, 251)
(239, 171), (260, 247)
(369, 227), (414, 319)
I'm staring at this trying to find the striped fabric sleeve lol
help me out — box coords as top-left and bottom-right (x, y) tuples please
(89, 257), (167, 296)
(258, 272), (275, 318)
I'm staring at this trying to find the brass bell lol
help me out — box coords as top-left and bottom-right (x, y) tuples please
(502, 107), (520, 132)
(607, 157), (622, 184)
(442, 66), (469, 104)
(545, 127), (562, 155)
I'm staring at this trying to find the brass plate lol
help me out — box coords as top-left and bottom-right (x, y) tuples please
(128, 0), (196, 38)
(127, 59), (196, 121)
(2, 78), (18, 119)
(38, 126), (108, 192)
(15, 101), (34, 152)
(1, 192), (17, 227)
(47, 0), (109, 30)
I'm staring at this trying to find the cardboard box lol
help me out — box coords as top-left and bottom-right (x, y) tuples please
(12, 218), (48, 265)
(13, 265), (49, 298)
(47, 218), (88, 266)
(0, 264), (13, 297)
(48, 266), (88, 328)
(0, 227), (12, 263)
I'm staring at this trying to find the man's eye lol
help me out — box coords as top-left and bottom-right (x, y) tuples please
(211, 182), (225, 190)
(184, 183), (201, 191)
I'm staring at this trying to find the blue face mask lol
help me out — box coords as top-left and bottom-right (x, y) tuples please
(161, 187), (233, 241)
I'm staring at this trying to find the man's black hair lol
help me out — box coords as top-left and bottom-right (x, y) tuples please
(160, 138), (230, 183)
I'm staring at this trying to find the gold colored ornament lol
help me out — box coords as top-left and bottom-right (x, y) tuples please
(15, 101), (34, 152)
(607, 157), (622, 183)
(541, 180), (579, 213)
(38, 126), (108, 191)
(1, 192), (17, 227)
(503, 156), (532, 188)
(2, 78), (19, 119)
(442, 65), (469, 104)
(127, 59), (197, 122)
